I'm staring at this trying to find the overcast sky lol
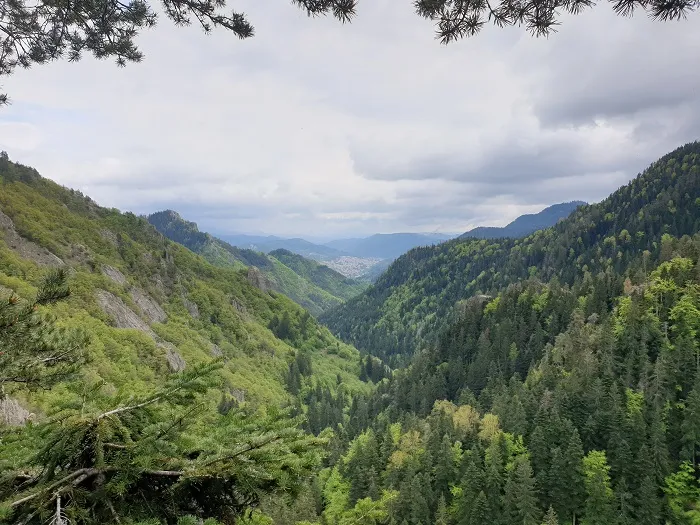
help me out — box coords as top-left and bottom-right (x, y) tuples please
(1, 1), (699, 239)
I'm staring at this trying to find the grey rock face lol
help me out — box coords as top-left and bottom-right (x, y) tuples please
(0, 397), (32, 426)
(0, 209), (64, 267)
(96, 290), (155, 336)
(102, 265), (128, 286)
(130, 288), (167, 324)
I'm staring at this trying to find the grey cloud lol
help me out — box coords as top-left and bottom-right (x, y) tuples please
(523, 10), (700, 127)
(2, 1), (700, 237)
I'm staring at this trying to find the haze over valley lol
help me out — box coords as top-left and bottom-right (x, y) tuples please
(1, 1), (700, 524)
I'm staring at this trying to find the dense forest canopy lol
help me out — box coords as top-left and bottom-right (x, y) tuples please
(322, 142), (700, 366)
(2, 141), (700, 525)
(302, 143), (700, 525)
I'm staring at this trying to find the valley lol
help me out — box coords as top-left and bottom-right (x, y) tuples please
(1, 142), (700, 525)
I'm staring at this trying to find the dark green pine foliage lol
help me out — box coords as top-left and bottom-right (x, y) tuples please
(322, 142), (700, 364)
(0, 269), (87, 391)
(0, 362), (323, 524)
(504, 455), (540, 525)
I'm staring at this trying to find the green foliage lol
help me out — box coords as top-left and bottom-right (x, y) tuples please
(0, 269), (88, 391)
(0, 156), (370, 524)
(323, 141), (700, 365)
(0, 362), (325, 523)
(148, 211), (365, 316)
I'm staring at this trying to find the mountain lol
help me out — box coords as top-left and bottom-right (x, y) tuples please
(0, 155), (378, 522)
(3, 144), (700, 525)
(148, 210), (365, 316)
(321, 142), (700, 364)
(325, 232), (455, 260)
(305, 143), (700, 525)
(217, 233), (346, 261)
(461, 200), (586, 239)
(0, 158), (368, 405)
(268, 249), (365, 300)
(318, 209), (700, 525)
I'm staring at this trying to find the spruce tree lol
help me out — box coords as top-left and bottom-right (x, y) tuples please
(582, 451), (615, 525)
(0, 269), (87, 392)
(504, 455), (540, 525)
(681, 377), (700, 467)
(634, 475), (661, 525)
(541, 506), (558, 525)
(0, 362), (324, 524)
(435, 494), (449, 525)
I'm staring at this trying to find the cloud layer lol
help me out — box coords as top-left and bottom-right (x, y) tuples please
(1, 1), (699, 237)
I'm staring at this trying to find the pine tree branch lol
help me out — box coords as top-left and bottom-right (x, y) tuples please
(10, 468), (99, 508)
(97, 384), (185, 420)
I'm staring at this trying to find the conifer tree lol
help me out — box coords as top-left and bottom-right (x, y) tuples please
(635, 475), (661, 525)
(435, 494), (449, 525)
(470, 491), (490, 525)
(0, 361), (324, 524)
(541, 506), (558, 525)
(681, 377), (700, 467)
(504, 455), (540, 525)
(0, 269), (87, 392)
(582, 451), (616, 525)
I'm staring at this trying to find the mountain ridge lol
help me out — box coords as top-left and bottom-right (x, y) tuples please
(148, 210), (365, 316)
(321, 142), (700, 364)
(460, 200), (587, 239)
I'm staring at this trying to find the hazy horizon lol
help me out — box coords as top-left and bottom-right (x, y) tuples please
(1, 1), (698, 237)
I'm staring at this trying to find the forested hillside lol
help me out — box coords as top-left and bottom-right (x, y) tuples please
(322, 142), (700, 364)
(3, 142), (700, 525)
(148, 210), (365, 316)
(298, 144), (700, 525)
(0, 156), (371, 524)
(269, 249), (365, 300)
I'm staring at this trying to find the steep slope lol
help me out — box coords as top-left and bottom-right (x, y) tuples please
(268, 249), (366, 301)
(217, 233), (346, 261)
(325, 232), (455, 260)
(0, 159), (369, 418)
(321, 142), (700, 363)
(312, 235), (700, 525)
(461, 200), (586, 239)
(148, 210), (364, 316)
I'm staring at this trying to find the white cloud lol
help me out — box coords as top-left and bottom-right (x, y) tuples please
(1, 1), (698, 237)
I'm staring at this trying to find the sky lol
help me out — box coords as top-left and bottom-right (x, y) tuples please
(1, 2), (699, 239)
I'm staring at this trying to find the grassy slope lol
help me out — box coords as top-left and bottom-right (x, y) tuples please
(0, 162), (369, 418)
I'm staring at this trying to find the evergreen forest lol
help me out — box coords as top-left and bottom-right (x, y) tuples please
(2, 142), (700, 525)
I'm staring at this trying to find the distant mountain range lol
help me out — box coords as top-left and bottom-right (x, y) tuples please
(460, 201), (587, 239)
(148, 211), (365, 316)
(215, 234), (345, 261)
(325, 233), (456, 260)
(205, 202), (585, 282)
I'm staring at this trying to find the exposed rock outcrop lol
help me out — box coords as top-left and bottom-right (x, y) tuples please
(99, 229), (118, 247)
(0, 397), (32, 426)
(229, 387), (245, 404)
(247, 266), (272, 293)
(183, 297), (200, 319)
(0, 209), (64, 267)
(210, 343), (223, 357)
(96, 290), (155, 336)
(161, 343), (186, 372)
(130, 288), (167, 324)
(102, 265), (128, 286)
